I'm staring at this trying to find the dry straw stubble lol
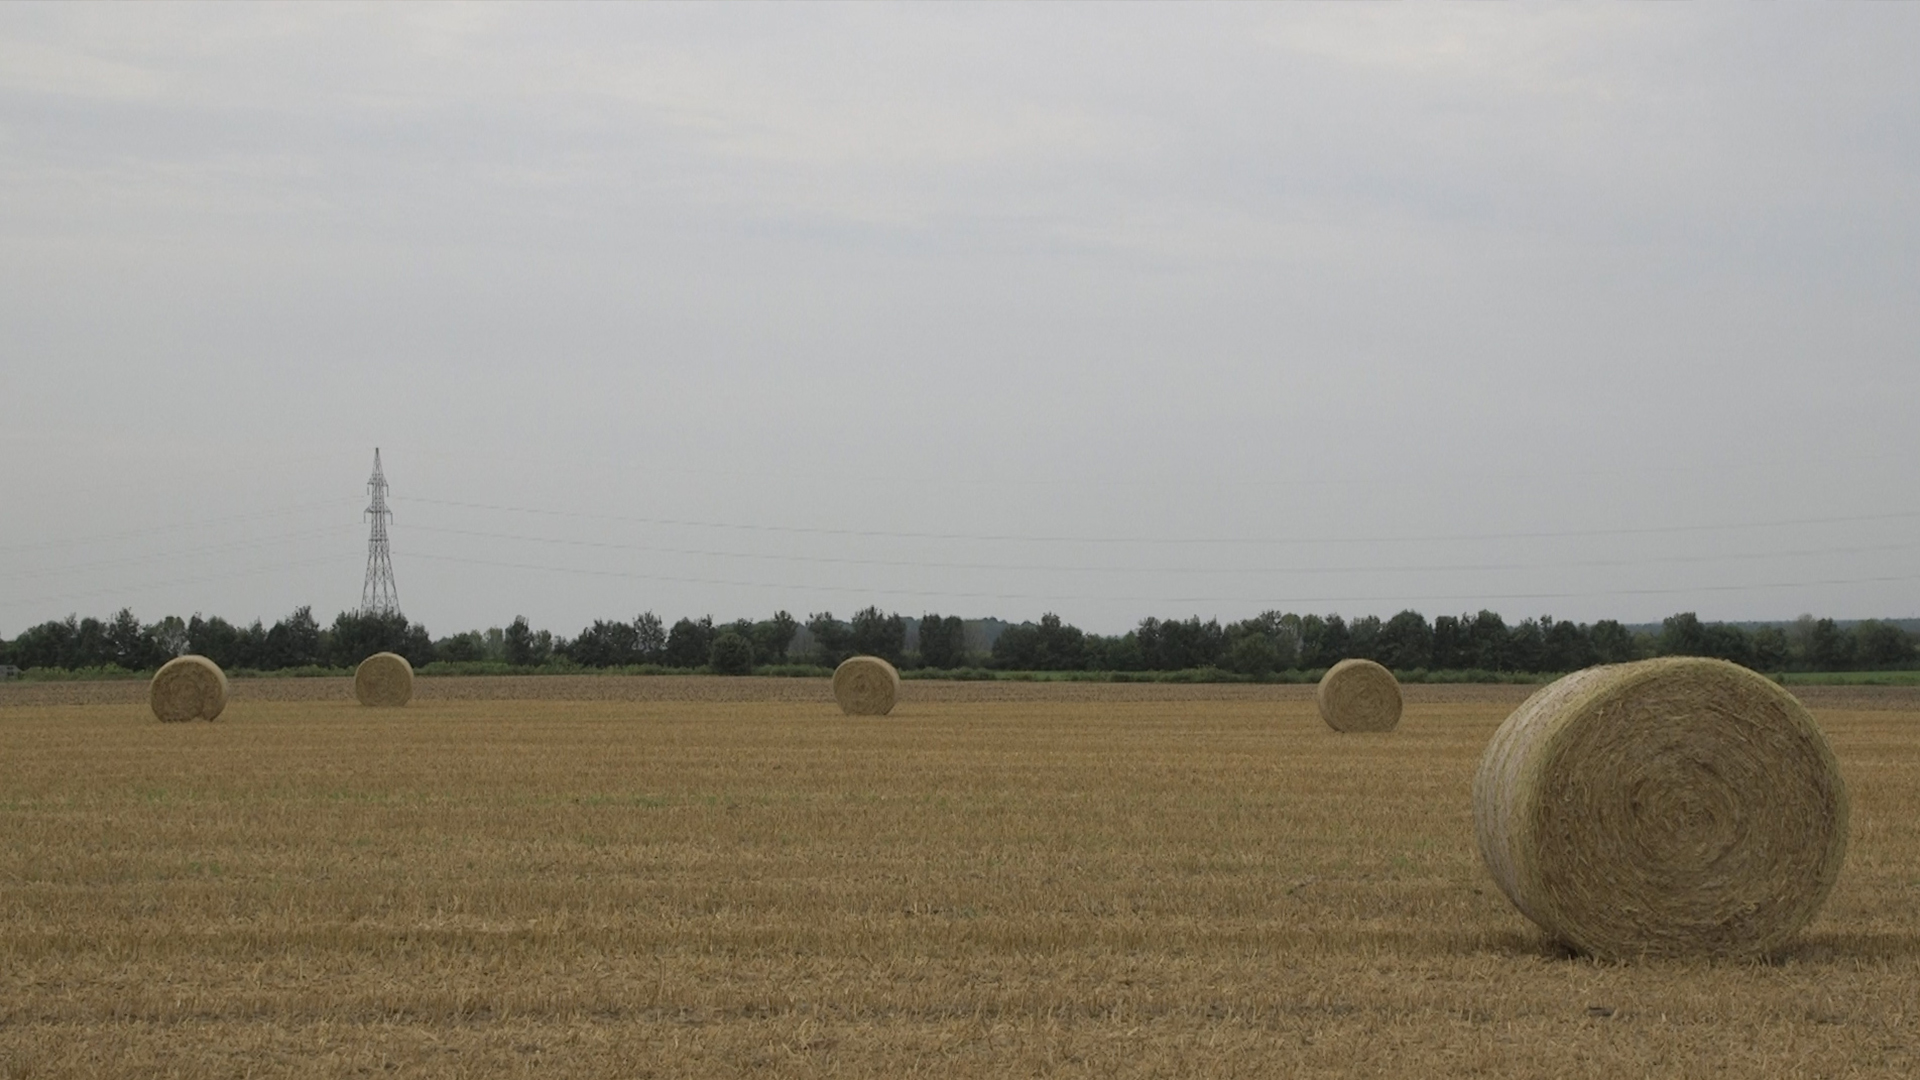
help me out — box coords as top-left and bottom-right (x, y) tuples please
(833, 655), (900, 716)
(1316, 658), (1402, 732)
(148, 654), (228, 722)
(1473, 656), (1849, 960)
(354, 652), (414, 707)
(4, 678), (1919, 1076)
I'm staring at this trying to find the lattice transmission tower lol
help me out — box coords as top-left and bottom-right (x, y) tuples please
(361, 448), (400, 616)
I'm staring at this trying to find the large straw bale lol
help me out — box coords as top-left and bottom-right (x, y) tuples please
(1473, 657), (1848, 960)
(1315, 658), (1401, 732)
(149, 654), (228, 722)
(354, 652), (414, 707)
(833, 655), (900, 716)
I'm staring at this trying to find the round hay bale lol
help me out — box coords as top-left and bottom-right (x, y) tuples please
(353, 651), (414, 707)
(149, 654), (228, 722)
(1473, 657), (1848, 960)
(833, 655), (899, 716)
(1316, 658), (1401, 732)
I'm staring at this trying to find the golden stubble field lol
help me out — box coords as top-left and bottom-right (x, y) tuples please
(1, 676), (1916, 1078)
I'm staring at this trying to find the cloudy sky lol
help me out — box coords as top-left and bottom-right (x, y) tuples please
(2, 4), (1916, 638)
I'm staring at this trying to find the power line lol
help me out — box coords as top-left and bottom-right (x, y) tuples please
(542, 454), (1815, 491)
(0, 525), (361, 584)
(0, 497), (363, 554)
(403, 550), (1920, 609)
(400, 522), (1920, 577)
(4, 554), (363, 611)
(395, 495), (1920, 548)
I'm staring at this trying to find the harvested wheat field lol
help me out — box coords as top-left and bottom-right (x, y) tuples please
(1, 677), (1916, 1078)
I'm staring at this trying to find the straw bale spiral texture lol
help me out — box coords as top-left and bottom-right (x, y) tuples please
(354, 652), (414, 707)
(149, 655), (228, 722)
(1316, 658), (1402, 732)
(1473, 657), (1848, 960)
(833, 655), (900, 716)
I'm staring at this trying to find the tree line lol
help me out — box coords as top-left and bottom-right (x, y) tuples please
(1, 605), (1914, 676)
(0, 608), (435, 673)
(979, 610), (1917, 675)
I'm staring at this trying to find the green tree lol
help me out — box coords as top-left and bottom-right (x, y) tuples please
(70, 616), (112, 668)
(503, 615), (549, 666)
(1751, 626), (1791, 671)
(437, 631), (490, 662)
(1346, 615), (1383, 662)
(237, 620), (271, 668)
(1466, 611), (1508, 671)
(1090, 630), (1144, 672)
(1658, 612), (1708, 657)
(1032, 612), (1087, 670)
(1430, 615), (1468, 669)
(8, 618), (81, 670)
(1854, 620), (1915, 669)
(992, 613), (1088, 671)
(1788, 614), (1819, 669)
(1375, 610), (1433, 671)
(709, 631), (755, 675)
(263, 606), (322, 669)
(1137, 616), (1227, 670)
(568, 619), (642, 667)
(1508, 618), (1546, 673)
(634, 612), (667, 663)
(806, 612), (852, 668)
(1540, 617), (1595, 673)
(917, 613), (966, 669)
(329, 610), (433, 667)
(1266, 616), (1301, 670)
(1699, 623), (1753, 667)
(751, 611), (798, 664)
(188, 615), (248, 670)
(1589, 620), (1638, 664)
(849, 607), (908, 665)
(664, 616), (716, 669)
(990, 622), (1039, 669)
(1300, 614), (1350, 669)
(105, 608), (164, 670)
(1806, 618), (1855, 670)
(1227, 612), (1298, 671)
(149, 615), (189, 659)
(1227, 632), (1279, 676)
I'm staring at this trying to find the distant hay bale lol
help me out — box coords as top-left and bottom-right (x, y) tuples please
(1473, 657), (1849, 960)
(833, 655), (899, 716)
(1316, 658), (1401, 732)
(149, 655), (228, 722)
(354, 652), (414, 707)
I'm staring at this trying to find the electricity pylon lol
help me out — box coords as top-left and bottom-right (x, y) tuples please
(360, 448), (400, 616)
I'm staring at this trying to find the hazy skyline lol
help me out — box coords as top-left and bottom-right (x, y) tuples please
(3, 4), (1917, 637)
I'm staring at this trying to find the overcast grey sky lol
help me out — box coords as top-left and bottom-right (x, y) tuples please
(3, 3), (1917, 638)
